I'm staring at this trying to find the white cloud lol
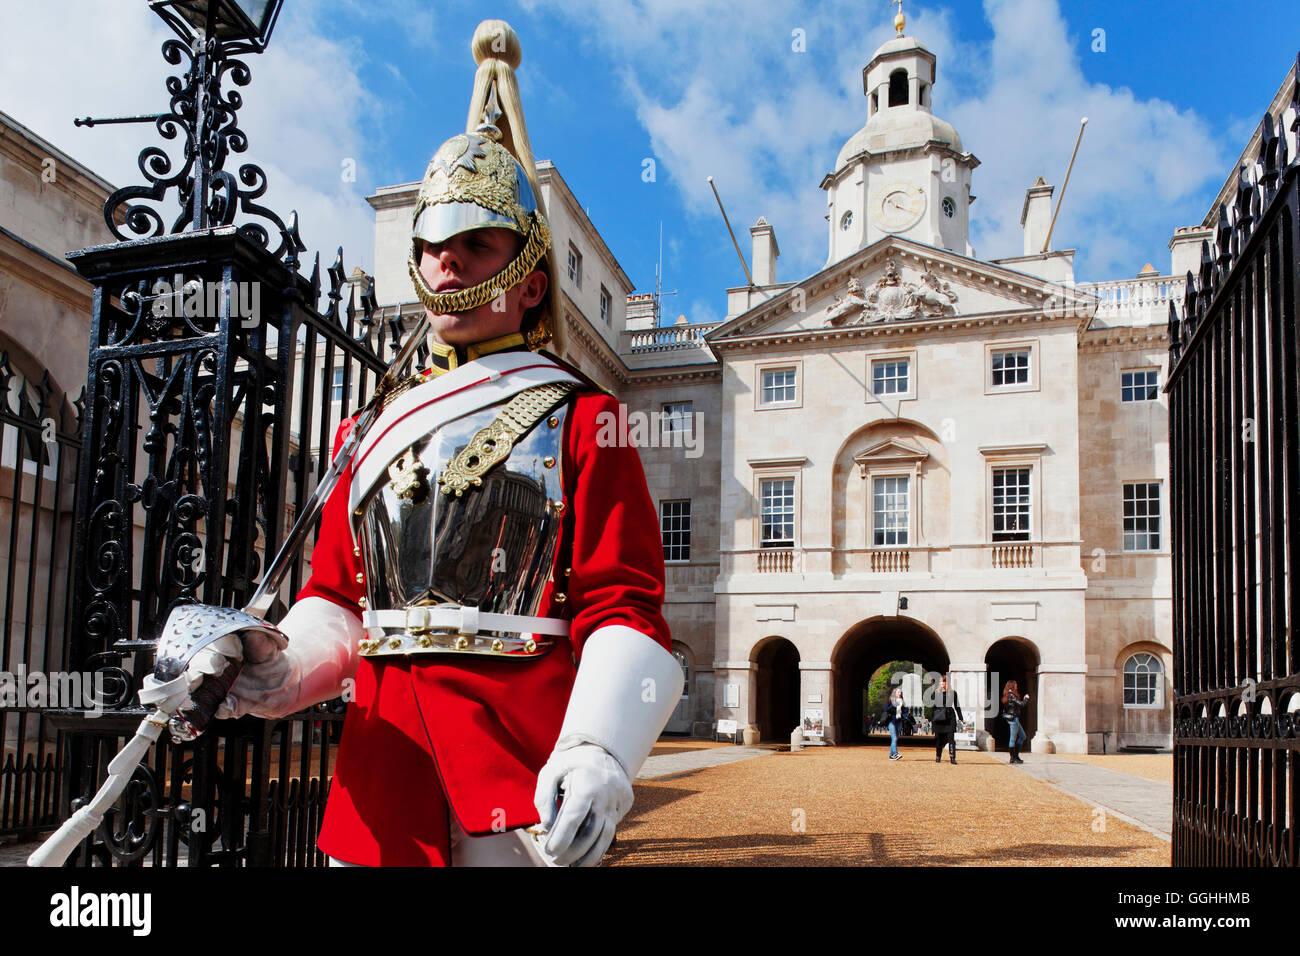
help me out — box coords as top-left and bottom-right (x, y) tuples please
(523, 0), (1231, 283)
(0, 0), (380, 277)
(944, 0), (1228, 278)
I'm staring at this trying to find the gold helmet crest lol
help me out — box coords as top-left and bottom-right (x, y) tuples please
(408, 20), (562, 353)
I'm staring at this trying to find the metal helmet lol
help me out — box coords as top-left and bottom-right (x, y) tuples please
(407, 20), (559, 351)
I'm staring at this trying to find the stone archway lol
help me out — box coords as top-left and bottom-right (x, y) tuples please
(985, 637), (1040, 750)
(831, 617), (950, 744)
(752, 637), (801, 742)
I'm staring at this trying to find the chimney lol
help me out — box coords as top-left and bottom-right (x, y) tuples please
(1168, 226), (1214, 279)
(624, 293), (658, 331)
(750, 217), (779, 286)
(1020, 177), (1053, 255)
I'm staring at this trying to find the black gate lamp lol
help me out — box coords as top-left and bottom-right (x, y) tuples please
(148, 0), (284, 52)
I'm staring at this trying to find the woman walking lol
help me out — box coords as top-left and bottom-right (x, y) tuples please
(1001, 680), (1031, 764)
(883, 686), (905, 760)
(931, 674), (963, 764)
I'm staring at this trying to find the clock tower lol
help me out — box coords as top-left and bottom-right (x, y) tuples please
(822, 10), (979, 265)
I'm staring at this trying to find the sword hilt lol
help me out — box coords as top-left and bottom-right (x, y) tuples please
(169, 657), (242, 742)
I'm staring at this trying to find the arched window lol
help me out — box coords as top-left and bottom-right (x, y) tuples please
(888, 69), (909, 107)
(1123, 652), (1163, 708)
(672, 648), (690, 698)
(870, 90), (879, 116)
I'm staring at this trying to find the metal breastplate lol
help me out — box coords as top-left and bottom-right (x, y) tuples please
(353, 397), (568, 632)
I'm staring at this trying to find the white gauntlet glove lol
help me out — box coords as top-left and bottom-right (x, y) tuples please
(532, 625), (684, 867)
(534, 743), (634, 867)
(182, 597), (363, 720)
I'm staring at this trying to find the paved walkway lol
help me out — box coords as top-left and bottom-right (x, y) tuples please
(1009, 752), (1171, 840)
(1, 745), (1171, 866)
(608, 744), (1171, 866)
(637, 746), (773, 779)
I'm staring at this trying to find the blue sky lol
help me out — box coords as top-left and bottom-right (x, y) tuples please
(3, 0), (1298, 326)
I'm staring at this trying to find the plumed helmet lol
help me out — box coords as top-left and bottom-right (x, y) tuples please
(407, 20), (562, 353)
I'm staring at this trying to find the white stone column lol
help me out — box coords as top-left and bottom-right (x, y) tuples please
(948, 662), (990, 751)
(799, 660), (833, 745)
(1034, 663), (1088, 754)
(713, 660), (755, 740)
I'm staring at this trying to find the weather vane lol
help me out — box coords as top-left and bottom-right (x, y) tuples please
(890, 0), (906, 35)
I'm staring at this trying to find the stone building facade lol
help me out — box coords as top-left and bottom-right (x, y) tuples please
(361, 26), (1296, 754)
(7, 26), (1294, 756)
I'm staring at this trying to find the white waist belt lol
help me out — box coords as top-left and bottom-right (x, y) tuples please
(358, 605), (570, 660)
(363, 606), (571, 638)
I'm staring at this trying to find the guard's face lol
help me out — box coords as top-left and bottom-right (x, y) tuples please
(417, 228), (546, 346)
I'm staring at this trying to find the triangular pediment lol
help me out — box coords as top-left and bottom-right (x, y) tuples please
(854, 437), (929, 469)
(707, 236), (1093, 344)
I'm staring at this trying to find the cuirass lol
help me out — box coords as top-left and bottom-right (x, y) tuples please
(352, 398), (568, 620)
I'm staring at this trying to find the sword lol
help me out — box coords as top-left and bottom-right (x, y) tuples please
(28, 315), (430, 867)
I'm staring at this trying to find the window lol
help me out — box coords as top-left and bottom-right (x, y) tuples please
(984, 341), (1039, 394)
(888, 68), (908, 107)
(661, 401), (694, 439)
(1122, 369), (1159, 403)
(567, 244), (582, 287)
(1123, 652), (1162, 707)
(661, 499), (691, 562)
(331, 368), (345, 403)
(761, 367), (797, 405)
(672, 649), (690, 697)
(599, 286), (611, 325)
(1123, 482), (1161, 551)
(992, 467), (1031, 541)
(942, 197), (955, 218)
(991, 349), (1031, 387)
(872, 476), (910, 546)
(840, 211), (853, 231)
(872, 358), (909, 395)
(760, 478), (795, 548)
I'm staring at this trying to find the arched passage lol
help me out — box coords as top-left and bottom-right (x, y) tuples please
(752, 636), (801, 742)
(832, 617), (950, 744)
(985, 637), (1040, 750)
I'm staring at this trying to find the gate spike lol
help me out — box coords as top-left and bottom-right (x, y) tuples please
(1198, 238), (1214, 300)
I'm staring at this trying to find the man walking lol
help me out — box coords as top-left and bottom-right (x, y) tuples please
(931, 674), (963, 764)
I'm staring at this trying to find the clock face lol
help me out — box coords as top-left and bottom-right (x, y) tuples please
(873, 183), (926, 233)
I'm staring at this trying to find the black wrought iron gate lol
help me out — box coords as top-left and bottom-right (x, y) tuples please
(1167, 87), (1300, 866)
(0, 23), (428, 865)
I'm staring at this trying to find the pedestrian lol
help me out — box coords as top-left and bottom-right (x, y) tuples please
(931, 674), (963, 764)
(1002, 679), (1031, 764)
(883, 686), (905, 760)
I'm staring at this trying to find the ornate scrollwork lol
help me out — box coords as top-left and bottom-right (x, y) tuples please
(100, 763), (162, 865)
(102, 36), (297, 260)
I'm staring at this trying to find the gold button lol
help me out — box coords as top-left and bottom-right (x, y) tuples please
(455, 636), (469, 650)
(358, 596), (367, 608)
(547, 416), (559, 428)
(543, 456), (556, 469)
(355, 572), (364, 584)
(553, 592), (567, 604)
(353, 547), (361, 558)
(564, 567), (572, 577)
(418, 636), (434, 648)
(492, 639), (504, 652)
(389, 637), (402, 649)
(353, 509), (362, 517)
(524, 639), (537, 653)
(553, 500), (565, 514)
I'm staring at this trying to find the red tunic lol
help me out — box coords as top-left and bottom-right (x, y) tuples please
(298, 384), (669, 866)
